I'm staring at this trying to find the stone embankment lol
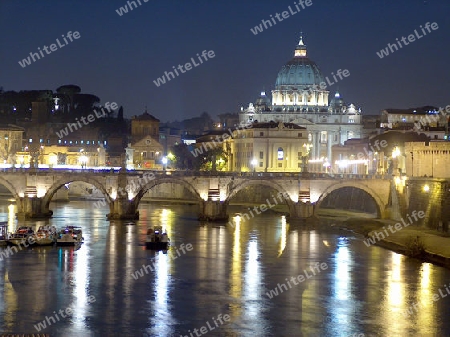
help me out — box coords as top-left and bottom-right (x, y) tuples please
(326, 214), (450, 269)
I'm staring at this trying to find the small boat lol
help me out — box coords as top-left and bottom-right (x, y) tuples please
(34, 225), (57, 246)
(8, 226), (34, 246)
(145, 226), (170, 250)
(56, 226), (84, 246)
(0, 221), (9, 246)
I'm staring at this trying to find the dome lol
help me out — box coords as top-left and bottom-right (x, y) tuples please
(275, 58), (325, 88)
(330, 91), (344, 106)
(275, 36), (325, 89)
(255, 91), (271, 106)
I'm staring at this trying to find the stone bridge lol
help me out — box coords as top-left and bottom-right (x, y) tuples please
(0, 168), (394, 221)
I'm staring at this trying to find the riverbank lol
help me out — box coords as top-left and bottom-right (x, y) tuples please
(317, 209), (450, 269)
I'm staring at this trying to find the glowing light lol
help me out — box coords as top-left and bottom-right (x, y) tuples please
(111, 189), (117, 200)
(278, 216), (287, 257)
(423, 184), (430, 193)
(392, 146), (401, 159)
(36, 187), (46, 198)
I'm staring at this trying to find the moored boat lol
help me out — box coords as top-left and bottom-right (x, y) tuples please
(34, 225), (57, 246)
(0, 221), (8, 246)
(145, 226), (170, 250)
(8, 226), (34, 246)
(56, 226), (83, 246)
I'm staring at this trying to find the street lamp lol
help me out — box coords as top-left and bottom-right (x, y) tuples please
(162, 156), (168, 171)
(251, 158), (257, 172)
(410, 151), (414, 177)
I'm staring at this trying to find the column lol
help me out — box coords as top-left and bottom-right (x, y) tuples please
(327, 132), (333, 163)
(311, 133), (317, 159)
(315, 131), (320, 159)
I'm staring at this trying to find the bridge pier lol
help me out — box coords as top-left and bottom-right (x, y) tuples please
(199, 201), (229, 222)
(107, 197), (139, 220)
(16, 197), (53, 219)
(290, 201), (315, 219)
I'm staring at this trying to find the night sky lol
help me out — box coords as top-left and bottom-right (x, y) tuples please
(1, 0), (449, 122)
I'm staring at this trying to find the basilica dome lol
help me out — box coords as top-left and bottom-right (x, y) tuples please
(275, 37), (325, 89)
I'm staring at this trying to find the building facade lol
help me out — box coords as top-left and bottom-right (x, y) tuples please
(404, 141), (450, 178)
(225, 121), (308, 172)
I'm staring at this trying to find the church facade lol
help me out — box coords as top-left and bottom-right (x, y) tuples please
(239, 36), (365, 166)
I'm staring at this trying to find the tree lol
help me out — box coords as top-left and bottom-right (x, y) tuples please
(56, 84), (81, 113)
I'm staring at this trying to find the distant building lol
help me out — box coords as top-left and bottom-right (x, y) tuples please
(225, 121), (308, 172)
(381, 106), (449, 140)
(159, 126), (181, 155)
(0, 124), (24, 165)
(129, 111), (164, 169)
(404, 141), (450, 178)
(131, 110), (160, 143)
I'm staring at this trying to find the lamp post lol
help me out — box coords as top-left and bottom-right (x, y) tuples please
(410, 151), (414, 177)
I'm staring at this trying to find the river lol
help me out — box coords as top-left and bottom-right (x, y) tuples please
(0, 198), (449, 337)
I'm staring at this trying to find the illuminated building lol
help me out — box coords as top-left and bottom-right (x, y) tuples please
(239, 35), (366, 164)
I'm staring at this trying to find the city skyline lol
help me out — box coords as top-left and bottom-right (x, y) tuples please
(1, 0), (449, 122)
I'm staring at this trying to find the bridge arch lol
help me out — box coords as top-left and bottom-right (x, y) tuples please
(43, 176), (113, 211)
(315, 182), (385, 218)
(226, 180), (296, 216)
(0, 175), (20, 199)
(131, 177), (203, 209)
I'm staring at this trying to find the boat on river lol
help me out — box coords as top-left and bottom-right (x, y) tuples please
(8, 226), (34, 246)
(34, 225), (57, 246)
(0, 221), (8, 246)
(146, 226), (170, 250)
(56, 226), (83, 246)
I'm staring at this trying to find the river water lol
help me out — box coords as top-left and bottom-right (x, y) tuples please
(0, 198), (450, 337)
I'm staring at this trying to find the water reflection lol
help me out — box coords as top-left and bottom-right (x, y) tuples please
(229, 216), (242, 318)
(0, 201), (450, 336)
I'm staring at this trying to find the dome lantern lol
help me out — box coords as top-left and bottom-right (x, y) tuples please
(294, 33), (307, 57)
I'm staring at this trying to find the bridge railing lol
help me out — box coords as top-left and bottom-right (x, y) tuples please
(1, 167), (392, 180)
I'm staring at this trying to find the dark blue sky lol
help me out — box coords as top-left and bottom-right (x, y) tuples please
(1, 0), (449, 121)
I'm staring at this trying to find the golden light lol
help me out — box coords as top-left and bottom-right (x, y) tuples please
(36, 187), (46, 198)
(111, 189), (117, 200)
(423, 184), (430, 193)
(392, 146), (401, 159)
(79, 155), (88, 164)
(49, 154), (57, 166)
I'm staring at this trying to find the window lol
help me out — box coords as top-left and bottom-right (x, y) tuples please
(298, 162), (302, 168)
(259, 162), (263, 167)
(321, 131), (327, 143)
(142, 152), (147, 158)
(298, 133), (302, 137)
(260, 132), (264, 136)
(278, 147), (284, 160)
(298, 152), (302, 160)
(278, 163), (282, 168)
(259, 151), (263, 159)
